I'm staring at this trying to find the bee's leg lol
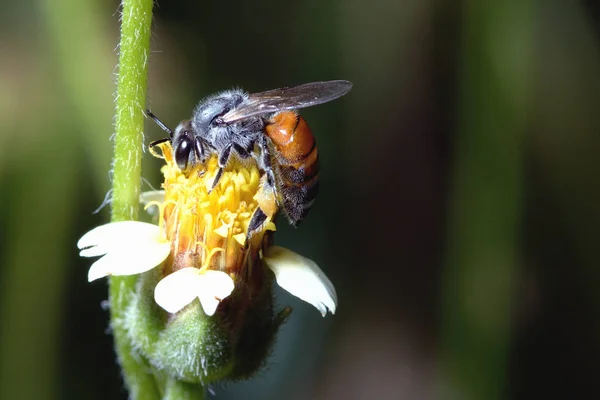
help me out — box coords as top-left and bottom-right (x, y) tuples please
(208, 145), (231, 192)
(193, 137), (207, 162)
(246, 207), (267, 240)
(210, 143), (253, 193)
(258, 135), (277, 191)
(148, 137), (171, 149)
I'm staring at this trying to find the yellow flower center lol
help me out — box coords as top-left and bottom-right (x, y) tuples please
(151, 143), (277, 277)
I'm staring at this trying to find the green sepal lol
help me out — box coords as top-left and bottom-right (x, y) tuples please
(124, 261), (291, 386)
(225, 274), (291, 381)
(125, 267), (163, 356)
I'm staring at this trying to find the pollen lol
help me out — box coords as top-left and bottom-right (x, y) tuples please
(153, 143), (276, 277)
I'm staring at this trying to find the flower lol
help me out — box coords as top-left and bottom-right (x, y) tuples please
(78, 143), (337, 316)
(77, 221), (170, 281)
(264, 246), (336, 317)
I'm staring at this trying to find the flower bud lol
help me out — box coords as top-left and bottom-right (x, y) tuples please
(126, 256), (290, 384)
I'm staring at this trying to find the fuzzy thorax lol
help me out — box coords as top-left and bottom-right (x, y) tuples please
(151, 143), (277, 278)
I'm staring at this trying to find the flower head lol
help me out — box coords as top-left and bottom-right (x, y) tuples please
(78, 143), (336, 316)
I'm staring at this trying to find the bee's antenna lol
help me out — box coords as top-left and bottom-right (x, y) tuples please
(145, 109), (173, 137)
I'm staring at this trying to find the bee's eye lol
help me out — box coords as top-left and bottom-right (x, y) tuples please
(175, 137), (192, 170)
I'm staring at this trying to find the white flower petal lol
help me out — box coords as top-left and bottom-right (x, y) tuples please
(87, 242), (171, 281)
(78, 221), (171, 282)
(264, 246), (337, 317)
(79, 245), (110, 258)
(154, 268), (205, 314)
(78, 221), (158, 252)
(196, 270), (235, 316)
(154, 268), (235, 316)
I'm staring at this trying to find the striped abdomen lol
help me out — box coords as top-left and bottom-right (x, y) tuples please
(264, 112), (319, 225)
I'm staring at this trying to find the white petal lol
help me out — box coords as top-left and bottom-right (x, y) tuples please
(196, 270), (235, 316)
(154, 268), (205, 314)
(154, 268), (234, 315)
(264, 246), (337, 317)
(78, 221), (171, 282)
(78, 221), (159, 251)
(87, 241), (171, 281)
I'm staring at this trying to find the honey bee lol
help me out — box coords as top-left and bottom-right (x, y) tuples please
(147, 80), (352, 236)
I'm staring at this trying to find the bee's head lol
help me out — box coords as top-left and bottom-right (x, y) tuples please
(172, 90), (246, 171)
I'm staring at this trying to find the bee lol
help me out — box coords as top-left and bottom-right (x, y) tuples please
(147, 80), (352, 236)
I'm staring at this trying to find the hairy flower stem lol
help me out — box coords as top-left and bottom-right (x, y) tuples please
(165, 378), (206, 400)
(110, 0), (158, 398)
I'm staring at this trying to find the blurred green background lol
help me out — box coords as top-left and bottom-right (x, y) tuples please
(1, 0), (599, 399)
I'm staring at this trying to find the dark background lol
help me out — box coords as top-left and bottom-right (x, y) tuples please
(1, 0), (599, 399)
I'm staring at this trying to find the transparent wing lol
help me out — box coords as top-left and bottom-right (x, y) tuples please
(220, 80), (352, 124)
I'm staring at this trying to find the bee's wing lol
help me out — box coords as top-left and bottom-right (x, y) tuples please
(220, 80), (352, 124)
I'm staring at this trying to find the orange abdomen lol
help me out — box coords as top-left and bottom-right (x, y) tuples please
(264, 112), (319, 224)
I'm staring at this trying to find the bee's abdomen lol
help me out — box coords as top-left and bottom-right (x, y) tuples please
(265, 112), (320, 225)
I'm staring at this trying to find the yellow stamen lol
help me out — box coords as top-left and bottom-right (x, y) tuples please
(154, 143), (277, 277)
(195, 241), (225, 272)
(144, 200), (168, 241)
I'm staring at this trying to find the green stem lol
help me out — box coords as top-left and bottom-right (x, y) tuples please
(164, 378), (206, 400)
(112, 0), (152, 222)
(110, 0), (157, 398)
(439, 1), (534, 399)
